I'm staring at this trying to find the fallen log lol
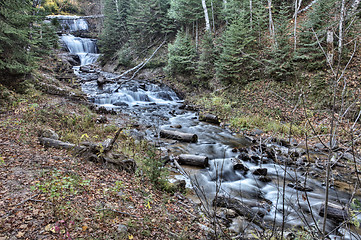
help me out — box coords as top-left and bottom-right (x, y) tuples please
(160, 129), (198, 143)
(178, 154), (209, 167)
(318, 202), (348, 223)
(38, 137), (82, 150)
(199, 114), (220, 124)
(213, 196), (270, 230)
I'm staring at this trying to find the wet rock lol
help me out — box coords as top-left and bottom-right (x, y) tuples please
(172, 180), (186, 192)
(252, 168), (267, 176)
(113, 102), (129, 107)
(232, 158), (249, 172)
(237, 152), (251, 162)
(287, 183), (313, 192)
(258, 176), (272, 182)
(250, 207), (269, 218)
(245, 135), (257, 143)
(170, 124), (182, 129)
(93, 106), (117, 115)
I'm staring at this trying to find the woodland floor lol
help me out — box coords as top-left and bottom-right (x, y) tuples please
(0, 87), (208, 239)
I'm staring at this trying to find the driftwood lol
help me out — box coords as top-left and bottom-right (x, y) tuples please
(39, 128), (136, 173)
(199, 114), (220, 124)
(178, 154), (209, 167)
(213, 196), (270, 230)
(160, 129), (198, 143)
(38, 137), (83, 151)
(318, 202), (349, 223)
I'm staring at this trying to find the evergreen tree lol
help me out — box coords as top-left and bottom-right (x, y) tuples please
(168, 0), (203, 25)
(195, 33), (215, 84)
(0, 0), (33, 79)
(98, 0), (129, 60)
(215, 11), (258, 85)
(266, 4), (295, 81)
(127, 0), (174, 50)
(294, 0), (336, 71)
(166, 30), (196, 75)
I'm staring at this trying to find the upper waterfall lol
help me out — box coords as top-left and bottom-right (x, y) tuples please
(48, 15), (89, 32)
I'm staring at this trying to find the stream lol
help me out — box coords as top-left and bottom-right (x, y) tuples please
(55, 15), (360, 239)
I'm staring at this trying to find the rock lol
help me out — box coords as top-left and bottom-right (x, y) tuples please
(287, 183), (313, 192)
(252, 168), (267, 176)
(250, 129), (263, 136)
(245, 135), (257, 143)
(314, 140), (339, 151)
(116, 224), (128, 233)
(38, 129), (59, 140)
(237, 152), (251, 162)
(258, 176), (272, 182)
(232, 158), (249, 172)
(173, 180), (186, 192)
(170, 124), (182, 129)
(113, 102), (129, 107)
(96, 115), (108, 124)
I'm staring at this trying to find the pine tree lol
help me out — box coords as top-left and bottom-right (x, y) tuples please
(216, 10), (258, 85)
(0, 0), (33, 79)
(168, 0), (203, 25)
(127, 0), (174, 50)
(266, 4), (295, 81)
(166, 30), (196, 75)
(294, 0), (336, 71)
(195, 33), (215, 84)
(98, 0), (129, 60)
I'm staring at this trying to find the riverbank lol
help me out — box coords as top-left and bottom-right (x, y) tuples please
(0, 56), (209, 239)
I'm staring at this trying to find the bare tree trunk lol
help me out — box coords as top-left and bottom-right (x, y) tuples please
(202, 0), (211, 32)
(268, 0), (276, 47)
(327, 28), (334, 65)
(293, 0), (302, 51)
(338, 0), (346, 57)
(114, 0), (119, 13)
(196, 20), (199, 50)
(250, 0), (253, 30)
(211, 0), (215, 32)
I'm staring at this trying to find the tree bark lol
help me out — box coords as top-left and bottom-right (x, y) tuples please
(293, 0), (302, 51)
(327, 28), (334, 65)
(213, 196), (270, 230)
(202, 0), (211, 32)
(178, 154), (209, 167)
(160, 130), (198, 143)
(319, 202), (348, 223)
(199, 114), (220, 124)
(267, 0), (276, 47)
(338, 0), (346, 57)
(250, 0), (253, 30)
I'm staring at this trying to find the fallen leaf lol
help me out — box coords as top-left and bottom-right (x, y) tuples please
(128, 235), (134, 240)
(82, 225), (88, 231)
(16, 231), (25, 238)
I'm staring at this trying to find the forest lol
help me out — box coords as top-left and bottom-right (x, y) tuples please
(1, 0), (361, 239)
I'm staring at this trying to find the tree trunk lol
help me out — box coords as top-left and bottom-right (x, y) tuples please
(319, 202), (348, 223)
(202, 0), (211, 32)
(211, 0), (215, 32)
(327, 28), (334, 65)
(213, 196), (270, 230)
(293, 0), (302, 51)
(250, 0), (253, 30)
(178, 154), (209, 167)
(338, 0), (346, 57)
(199, 114), (220, 124)
(267, 0), (276, 47)
(160, 130), (198, 143)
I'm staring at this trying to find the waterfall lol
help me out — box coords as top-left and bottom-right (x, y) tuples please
(61, 35), (99, 65)
(49, 15), (100, 66)
(48, 15), (89, 32)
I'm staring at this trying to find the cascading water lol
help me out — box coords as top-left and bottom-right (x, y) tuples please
(51, 15), (99, 66)
(54, 14), (360, 239)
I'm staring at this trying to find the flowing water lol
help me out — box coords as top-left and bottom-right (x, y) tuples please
(54, 16), (360, 239)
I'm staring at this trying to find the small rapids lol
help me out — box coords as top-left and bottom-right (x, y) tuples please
(54, 15), (361, 239)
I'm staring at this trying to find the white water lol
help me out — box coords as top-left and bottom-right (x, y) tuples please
(61, 34), (99, 65)
(50, 15), (99, 66)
